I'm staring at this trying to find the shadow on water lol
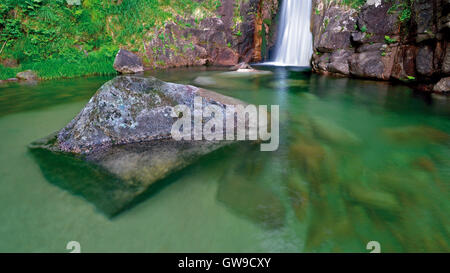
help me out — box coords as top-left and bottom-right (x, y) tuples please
(28, 132), (278, 226)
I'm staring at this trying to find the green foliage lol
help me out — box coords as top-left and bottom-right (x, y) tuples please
(384, 35), (397, 44)
(361, 25), (367, 33)
(0, 65), (18, 80)
(341, 0), (367, 9)
(324, 18), (329, 29)
(0, 0), (221, 80)
(387, 0), (413, 23)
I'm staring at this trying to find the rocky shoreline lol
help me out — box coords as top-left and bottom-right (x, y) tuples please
(311, 0), (449, 94)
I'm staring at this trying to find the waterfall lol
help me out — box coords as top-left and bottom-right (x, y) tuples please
(267, 0), (313, 67)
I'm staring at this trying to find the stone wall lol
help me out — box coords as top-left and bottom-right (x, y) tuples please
(144, 0), (279, 68)
(311, 0), (450, 93)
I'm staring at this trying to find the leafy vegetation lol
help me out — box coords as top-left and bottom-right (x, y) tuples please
(340, 0), (414, 20)
(0, 0), (221, 80)
(341, 0), (367, 9)
(388, 0), (413, 23)
(384, 35), (397, 44)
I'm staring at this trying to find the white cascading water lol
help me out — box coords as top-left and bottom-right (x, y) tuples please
(267, 0), (313, 67)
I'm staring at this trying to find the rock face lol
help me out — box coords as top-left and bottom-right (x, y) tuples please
(29, 75), (248, 216)
(311, 0), (449, 93)
(113, 49), (144, 74)
(144, 0), (279, 68)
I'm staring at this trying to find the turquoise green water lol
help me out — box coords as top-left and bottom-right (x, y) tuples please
(0, 67), (449, 252)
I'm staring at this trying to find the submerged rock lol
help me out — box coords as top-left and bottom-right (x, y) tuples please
(113, 49), (144, 74)
(29, 75), (248, 216)
(192, 76), (217, 87)
(299, 116), (362, 146)
(217, 147), (286, 229)
(286, 171), (309, 221)
(382, 125), (450, 145)
(269, 79), (309, 89)
(347, 184), (400, 212)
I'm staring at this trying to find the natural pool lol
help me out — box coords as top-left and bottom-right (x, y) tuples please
(0, 67), (449, 252)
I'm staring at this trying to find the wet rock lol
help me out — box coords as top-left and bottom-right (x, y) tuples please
(193, 76), (217, 87)
(442, 46), (450, 75)
(311, 0), (448, 92)
(433, 77), (450, 93)
(328, 49), (352, 75)
(351, 32), (365, 45)
(357, 0), (399, 41)
(230, 62), (253, 71)
(314, 5), (356, 53)
(29, 75), (249, 216)
(391, 45), (417, 80)
(16, 70), (38, 81)
(217, 70), (272, 78)
(356, 43), (384, 53)
(113, 49), (144, 74)
(413, 0), (436, 35)
(416, 45), (434, 77)
(211, 47), (239, 66)
(312, 52), (331, 72)
(349, 51), (385, 79)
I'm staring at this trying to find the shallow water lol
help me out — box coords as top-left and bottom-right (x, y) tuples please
(0, 67), (449, 252)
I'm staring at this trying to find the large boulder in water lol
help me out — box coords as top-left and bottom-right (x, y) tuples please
(29, 75), (248, 216)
